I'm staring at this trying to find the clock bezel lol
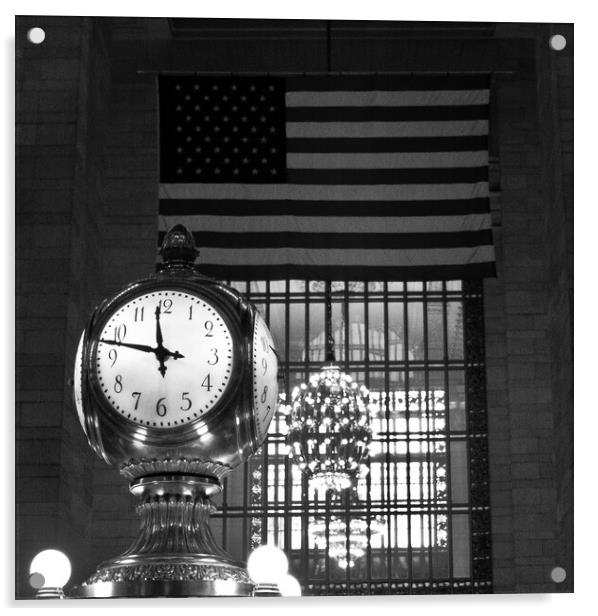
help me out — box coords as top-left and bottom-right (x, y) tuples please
(82, 278), (246, 447)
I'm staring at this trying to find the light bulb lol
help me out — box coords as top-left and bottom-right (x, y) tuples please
(247, 544), (288, 584)
(29, 549), (71, 589)
(278, 573), (302, 597)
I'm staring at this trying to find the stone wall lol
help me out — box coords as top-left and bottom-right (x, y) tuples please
(16, 16), (109, 596)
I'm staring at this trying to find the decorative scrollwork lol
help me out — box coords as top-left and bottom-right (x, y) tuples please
(120, 457), (232, 481)
(463, 280), (492, 593)
(83, 563), (251, 585)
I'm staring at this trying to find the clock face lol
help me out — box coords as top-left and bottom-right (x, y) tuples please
(93, 289), (234, 429)
(252, 312), (279, 443)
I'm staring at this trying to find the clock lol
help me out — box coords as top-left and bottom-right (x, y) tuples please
(93, 289), (233, 429)
(74, 230), (279, 475)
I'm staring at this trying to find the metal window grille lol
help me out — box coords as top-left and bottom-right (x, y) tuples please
(212, 279), (491, 595)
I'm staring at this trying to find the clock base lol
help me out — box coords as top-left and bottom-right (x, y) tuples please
(71, 579), (253, 598)
(70, 561), (253, 598)
(70, 474), (254, 598)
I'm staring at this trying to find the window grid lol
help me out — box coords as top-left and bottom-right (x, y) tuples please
(213, 279), (491, 595)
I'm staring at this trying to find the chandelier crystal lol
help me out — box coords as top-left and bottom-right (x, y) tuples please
(285, 363), (374, 492)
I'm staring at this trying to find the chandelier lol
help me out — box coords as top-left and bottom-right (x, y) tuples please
(284, 282), (375, 493)
(286, 363), (373, 492)
(310, 514), (387, 570)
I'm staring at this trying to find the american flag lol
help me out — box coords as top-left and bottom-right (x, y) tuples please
(158, 74), (495, 280)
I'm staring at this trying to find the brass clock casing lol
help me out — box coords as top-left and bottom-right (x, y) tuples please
(76, 270), (276, 480)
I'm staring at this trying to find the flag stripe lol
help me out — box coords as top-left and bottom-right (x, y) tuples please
(286, 120), (488, 138)
(159, 182), (489, 201)
(287, 151), (488, 169)
(287, 136), (488, 153)
(194, 263), (496, 281)
(158, 230), (493, 250)
(286, 89), (490, 107)
(159, 198), (491, 217)
(286, 105), (488, 122)
(159, 213), (492, 234)
(172, 245), (495, 266)
(285, 75), (490, 92)
(286, 167), (488, 185)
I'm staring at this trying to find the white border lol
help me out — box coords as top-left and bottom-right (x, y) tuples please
(4, 3), (588, 615)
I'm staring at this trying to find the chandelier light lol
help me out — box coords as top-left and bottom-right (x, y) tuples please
(310, 515), (387, 570)
(285, 281), (375, 493)
(286, 363), (373, 492)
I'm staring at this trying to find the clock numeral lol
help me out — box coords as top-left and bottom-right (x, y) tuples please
(109, 349), (118, 367)
(188, 305), (193, 320)
(132, 391), (141, 410)
(204, 320), (214, 337)
(159, 299), (173, 314)
(114, 374), (123, 394)
(156, 397), (167, 417)
(208, 347), (219, 365)
(261, 336), (268, 352)
(201, 374), (212, 391)
(260, 385), (268, 404)
(134, 306), (144, 322)
(261, 357), (267, 375)
(114, 324), (127, 343)
(180, 392), (192, 411)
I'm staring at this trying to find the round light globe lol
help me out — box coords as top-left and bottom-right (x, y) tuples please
(278, 573), (302, 597)
(29, 550), (71, 588)
(247, 544), (288, 584)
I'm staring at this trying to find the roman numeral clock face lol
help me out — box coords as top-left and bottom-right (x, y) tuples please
(93, 290), (233, 429)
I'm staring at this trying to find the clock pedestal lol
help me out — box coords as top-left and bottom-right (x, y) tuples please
(71, 472), (253, 597)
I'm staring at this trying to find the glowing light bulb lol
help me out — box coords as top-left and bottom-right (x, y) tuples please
(29, 549), (71, 598)
(278, 573), (302, 596)
(247, 545), (288, 584)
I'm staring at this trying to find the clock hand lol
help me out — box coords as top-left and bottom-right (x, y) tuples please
(153, 347), (185, 378)
(99, 339), (156, 354)
(100, 338), (184, 375)
(153, 304), (169, 377)
(154, 306), (186, 375)
(155, 305), (164, 346)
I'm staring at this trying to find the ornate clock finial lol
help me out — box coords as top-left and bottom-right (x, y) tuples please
(159, 224), (199, 266)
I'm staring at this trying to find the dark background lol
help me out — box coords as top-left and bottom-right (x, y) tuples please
(15, 16), (573, 598)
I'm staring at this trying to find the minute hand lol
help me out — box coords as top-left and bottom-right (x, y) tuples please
(99, 339), (156, 354)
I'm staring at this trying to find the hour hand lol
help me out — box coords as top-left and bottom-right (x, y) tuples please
(99, 339), (155, 354)
(155, 306), (163, 346)
(153, 346), (185, 378)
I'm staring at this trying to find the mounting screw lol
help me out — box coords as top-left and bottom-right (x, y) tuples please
(27, 27), (45, 44)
